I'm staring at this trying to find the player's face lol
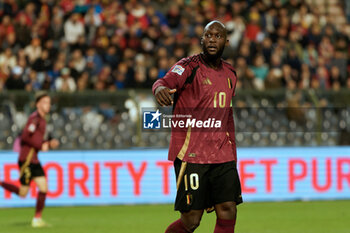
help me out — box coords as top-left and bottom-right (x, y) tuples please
(37, 96), (51, 115)
(201, 24), (227, 58)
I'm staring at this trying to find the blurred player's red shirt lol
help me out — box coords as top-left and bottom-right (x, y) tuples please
(153, 54), (237, 164)
(19, 111), (46, 164)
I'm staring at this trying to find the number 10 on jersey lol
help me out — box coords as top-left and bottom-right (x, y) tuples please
(213, 92), (226, 108)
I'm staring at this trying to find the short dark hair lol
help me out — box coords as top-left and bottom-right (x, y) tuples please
(35, 91), (49, 104)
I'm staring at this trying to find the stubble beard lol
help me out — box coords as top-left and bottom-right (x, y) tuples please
(202, 45), (225, 61)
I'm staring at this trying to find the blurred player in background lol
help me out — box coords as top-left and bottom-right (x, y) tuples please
(153, 21), (242, 233)
(0, 91), (59, 227)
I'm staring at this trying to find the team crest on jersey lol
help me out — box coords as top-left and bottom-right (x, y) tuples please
(171, 65), (185, 75)
(28, 123), (36, 132)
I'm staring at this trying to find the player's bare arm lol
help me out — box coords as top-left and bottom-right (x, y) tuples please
(41, 139), (59, 152)
(49, 139), (60, 149)
(155, 86), (177, 106)
(41, 142), (50, 152)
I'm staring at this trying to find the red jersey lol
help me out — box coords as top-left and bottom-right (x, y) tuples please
(19, 111), (46, 164)
(152, 54), (237, 164)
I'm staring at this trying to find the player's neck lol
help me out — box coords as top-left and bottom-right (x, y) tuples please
(201, 53), (221, 69)
(37, 109), (46, 118)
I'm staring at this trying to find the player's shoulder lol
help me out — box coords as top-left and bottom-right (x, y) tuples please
(28, 111), (41, 123)
(177, 54), (202, 67)
(29, 111), (38, 119)
(170, 54), (201, 76)
(222, 60), (237, 77)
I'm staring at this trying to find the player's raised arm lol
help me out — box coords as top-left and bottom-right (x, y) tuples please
(152, 59), (193, 106)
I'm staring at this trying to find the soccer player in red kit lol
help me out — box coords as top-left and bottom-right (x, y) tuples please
(0, 92), (59, 228)
(152, 21), (242, 233)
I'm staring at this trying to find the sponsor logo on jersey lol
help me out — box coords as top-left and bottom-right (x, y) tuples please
(202, 77), (212, 85)
(171, 65), (185, 75)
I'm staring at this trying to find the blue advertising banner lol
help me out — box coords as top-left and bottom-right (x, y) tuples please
(0, 147), (349, 207)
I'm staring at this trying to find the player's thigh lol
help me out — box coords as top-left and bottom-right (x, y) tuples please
(19, 185), (30, 197)
(32, 163), (47, 192)
(33, 176), (48, 193)
(174, 159), (210, 212)
(209, 161), (243, 206)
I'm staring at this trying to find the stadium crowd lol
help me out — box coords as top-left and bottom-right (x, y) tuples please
(0, 0), (349, 92)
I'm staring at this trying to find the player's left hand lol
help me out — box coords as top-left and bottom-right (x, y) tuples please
(49, 139), (60, 149)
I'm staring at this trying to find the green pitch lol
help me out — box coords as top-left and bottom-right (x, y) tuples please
(0, 200), (349, 233)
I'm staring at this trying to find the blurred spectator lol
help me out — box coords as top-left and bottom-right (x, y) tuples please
(48, 7), (64, 41)
(315, 66), (330, 89)
(77, 71), (90, 91)
(114, 61), (133, 89)
(303, 43), (318, 69)
(104, 46), (119, 68)
(0, 47), (17, 80)
(282, 64), (299, 88)
(85, 47), (103, 76)
(299, 64), (311, 89)
(245, 7), (262, 42)
(15, 14), (31, 47)
(44, 39), (58, 62)
(0, 15), (15, 46)
(64, 13), (85, 45)
(286, 49), (301, 74)
(70, 49), (86, 74)
(93, 65), (113, 90)
(318, 36), (334, 62)
(24, 38), (42, 64)
(25, 69), (41, 91)
(250, 54), (268, 90)
(166, 4), (181, 29)
(41, 73), (52, 90)
(32, 50), (52, 72)
(47, 61), (64, 88)
(55, 67), (76, 92)
(127, 2), (149, 31)
(144, 67), (159, 88)
(329, 66), (344, 87)
(5, 66), (25, 90)
(2, 0), (18, 17)
(237, 55), (258, 91)
(265, 70), (283, 89)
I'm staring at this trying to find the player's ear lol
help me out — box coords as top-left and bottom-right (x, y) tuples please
(225, 39), (229, 46)
(200, 37), (203, 45)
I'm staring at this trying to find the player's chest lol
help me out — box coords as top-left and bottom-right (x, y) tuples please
(193, 67), (234, 97)
(35, 120), (46, 135)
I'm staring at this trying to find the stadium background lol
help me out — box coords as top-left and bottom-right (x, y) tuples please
(0, 0), (350, 232)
